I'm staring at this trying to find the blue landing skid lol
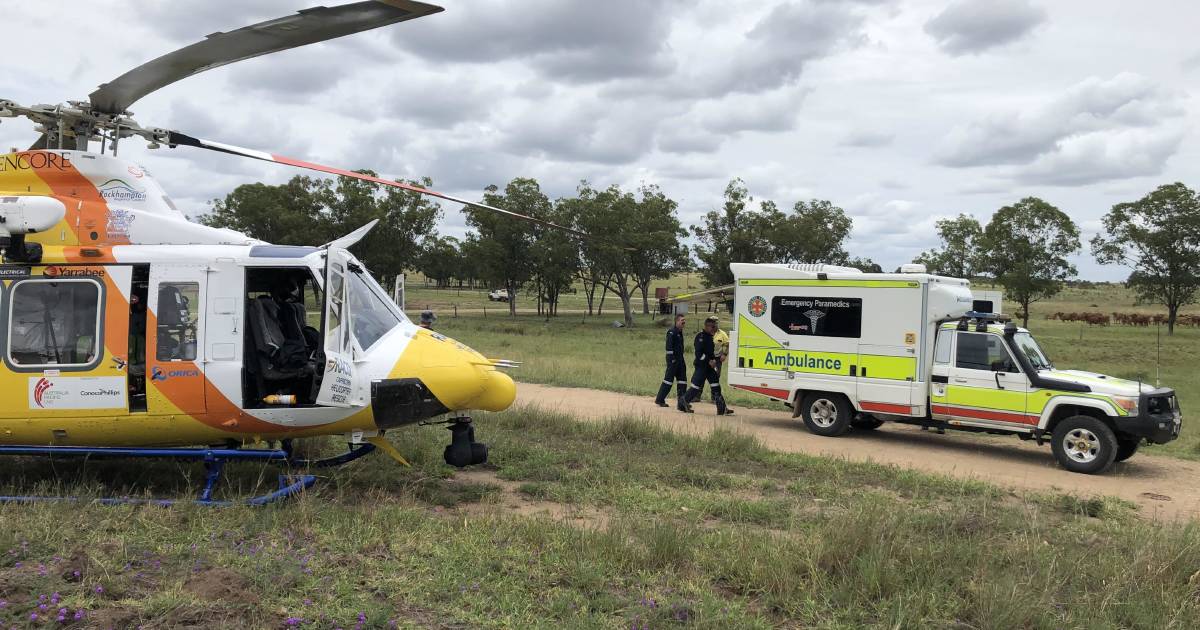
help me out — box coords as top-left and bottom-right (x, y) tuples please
(0, 443), (375, 506)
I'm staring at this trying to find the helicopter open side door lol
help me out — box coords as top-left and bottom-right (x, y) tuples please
(315, 247), (360, 408)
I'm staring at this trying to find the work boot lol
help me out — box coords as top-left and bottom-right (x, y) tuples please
(677, 391), (694, 413)
(713, 389), (732, 415)
(654, 381), (672, 407)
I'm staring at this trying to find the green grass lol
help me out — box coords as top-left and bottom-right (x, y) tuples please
(0, 406), (1197, 628)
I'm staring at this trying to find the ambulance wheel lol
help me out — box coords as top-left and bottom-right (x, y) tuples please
(851, 414), (884, 431)
(800, 393), (852, 437)
(1051, 416), (1118, 474)
(1114, 436), (1140, 462)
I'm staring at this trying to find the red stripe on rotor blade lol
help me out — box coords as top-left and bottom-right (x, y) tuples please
(931, 404), (1039, 425)
(267, 153), (588, 237)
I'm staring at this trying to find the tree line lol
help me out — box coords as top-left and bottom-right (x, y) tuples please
(203, 174), (874, 327)
(915, 184), (1200, 335)
(202, 174), (1200, 334)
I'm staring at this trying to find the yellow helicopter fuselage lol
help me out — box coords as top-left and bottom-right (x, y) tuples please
(0, 150), (515, 449)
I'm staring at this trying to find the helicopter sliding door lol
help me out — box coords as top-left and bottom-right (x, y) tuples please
(146, 264), (206, 415)
(315, 248), (358, 408)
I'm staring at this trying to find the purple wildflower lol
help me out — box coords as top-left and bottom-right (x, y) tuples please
(29, 613), (37, 621)
(284, 617), (303, 627)
(94, 585), (104, 594)
(73, 610), (84, 620)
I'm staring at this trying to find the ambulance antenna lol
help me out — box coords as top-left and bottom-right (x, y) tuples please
(1156, 322), (1161, 388)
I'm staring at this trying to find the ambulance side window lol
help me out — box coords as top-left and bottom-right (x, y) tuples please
(8, 279), (102, 368)
(955, 332), (1016, 372)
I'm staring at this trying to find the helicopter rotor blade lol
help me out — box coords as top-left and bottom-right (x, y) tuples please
(165, 131), (592, 239)
(89, 1), (443, 115)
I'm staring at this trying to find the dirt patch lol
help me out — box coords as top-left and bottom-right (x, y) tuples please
(450, 468), (612, 529)
(84, 607), (139, 630)
(0, 567), (33, 600)
(517, 383), (1200, 521)
(56, 547), (93, 582)
(183, 568), (259, 605)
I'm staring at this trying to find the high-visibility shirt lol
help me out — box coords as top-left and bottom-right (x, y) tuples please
(714, 329), (730, 358)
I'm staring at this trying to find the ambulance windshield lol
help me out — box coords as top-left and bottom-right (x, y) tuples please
(1013, 331), (1052, 370)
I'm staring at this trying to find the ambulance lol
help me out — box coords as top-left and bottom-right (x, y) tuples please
(727, 263), (1182, 474)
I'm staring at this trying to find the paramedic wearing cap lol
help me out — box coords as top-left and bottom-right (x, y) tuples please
(682, 316), (732, 415)
(419, 310), (436, 329)
(654, 313), (688, 408)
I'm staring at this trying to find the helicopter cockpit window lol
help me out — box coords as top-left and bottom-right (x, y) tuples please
(8, 279), (102, 368)
(156, 282), (198, 361)
(348, 270), (402, 350)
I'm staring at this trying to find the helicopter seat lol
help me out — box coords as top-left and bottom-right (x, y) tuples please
(247, 296), (313, 383)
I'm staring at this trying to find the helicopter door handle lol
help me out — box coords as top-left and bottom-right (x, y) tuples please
(994, 372), (1005, 390)
(953, 378), (968, 384)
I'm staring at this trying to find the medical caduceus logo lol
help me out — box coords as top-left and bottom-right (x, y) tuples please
(747, 296), (767, 317)
(34, 377), (53, 408)
(803, 309), (825, 333)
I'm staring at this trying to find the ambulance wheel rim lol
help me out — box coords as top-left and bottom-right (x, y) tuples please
(1063, 428), (1100, 463)
(810, 399), (838, 428)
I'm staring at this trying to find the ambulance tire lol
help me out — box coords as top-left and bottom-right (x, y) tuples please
(1114, 437), (1140, 463)
(851, 414), (884, 431)
(1050, 416), (1118, 474)
(800, 393), (853, 437)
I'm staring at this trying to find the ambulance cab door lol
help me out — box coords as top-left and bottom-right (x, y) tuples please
(315, 247), (357, 407)
(942, 331), (1031, 426)
(929, 327), (953, 416)
(147, 264), (207, 415)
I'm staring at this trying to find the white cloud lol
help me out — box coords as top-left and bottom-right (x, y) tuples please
(924, 0), (1046, 55)
(936, 73), (1188, 185)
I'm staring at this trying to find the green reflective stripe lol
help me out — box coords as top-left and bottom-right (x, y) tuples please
(738, 279), (920, 288)
(1028, 391), (1128, 416)
(739, 347), (916, 380)
(737, 314), (782, 350)
(740, 347), (854, 376)
(859, 355), (917, 380)
(944, 385), (1027, 413)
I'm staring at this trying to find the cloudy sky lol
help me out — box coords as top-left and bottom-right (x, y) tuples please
(3, 0), (1197, 280)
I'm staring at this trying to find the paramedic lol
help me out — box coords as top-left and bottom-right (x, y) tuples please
(683, 316), (731, 415)
(654, 313), (688, 408)
(712, 319), (733, 413)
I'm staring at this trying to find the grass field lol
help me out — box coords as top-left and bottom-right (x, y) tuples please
(1, 407), (1198, 628)
(428, 282), (1200, 460)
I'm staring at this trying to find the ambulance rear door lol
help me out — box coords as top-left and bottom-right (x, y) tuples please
(855, 281), (924, 417)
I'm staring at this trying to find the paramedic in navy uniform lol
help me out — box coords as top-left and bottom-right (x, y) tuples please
(682, 316), (732, 415)
(654, 313), (689, 409)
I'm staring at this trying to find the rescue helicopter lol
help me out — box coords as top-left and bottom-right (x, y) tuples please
(0, 1), (564, 504)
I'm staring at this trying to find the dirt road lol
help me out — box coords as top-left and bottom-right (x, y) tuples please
(515, 383), (1200, 521)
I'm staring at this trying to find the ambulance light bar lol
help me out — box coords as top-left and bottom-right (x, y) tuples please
(956, 311), (1011, 332)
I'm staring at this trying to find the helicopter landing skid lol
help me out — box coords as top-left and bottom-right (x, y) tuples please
(0, 444), (381, 506)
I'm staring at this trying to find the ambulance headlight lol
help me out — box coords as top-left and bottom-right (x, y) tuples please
(1112, 395), (1139, 415)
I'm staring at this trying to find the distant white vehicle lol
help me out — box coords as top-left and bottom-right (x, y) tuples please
(488, 289), (509, 302)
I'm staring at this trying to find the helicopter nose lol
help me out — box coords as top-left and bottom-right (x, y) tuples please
(464, 368), (516, 412)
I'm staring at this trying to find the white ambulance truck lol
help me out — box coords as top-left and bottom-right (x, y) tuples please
(727, 263), (1182, 474)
